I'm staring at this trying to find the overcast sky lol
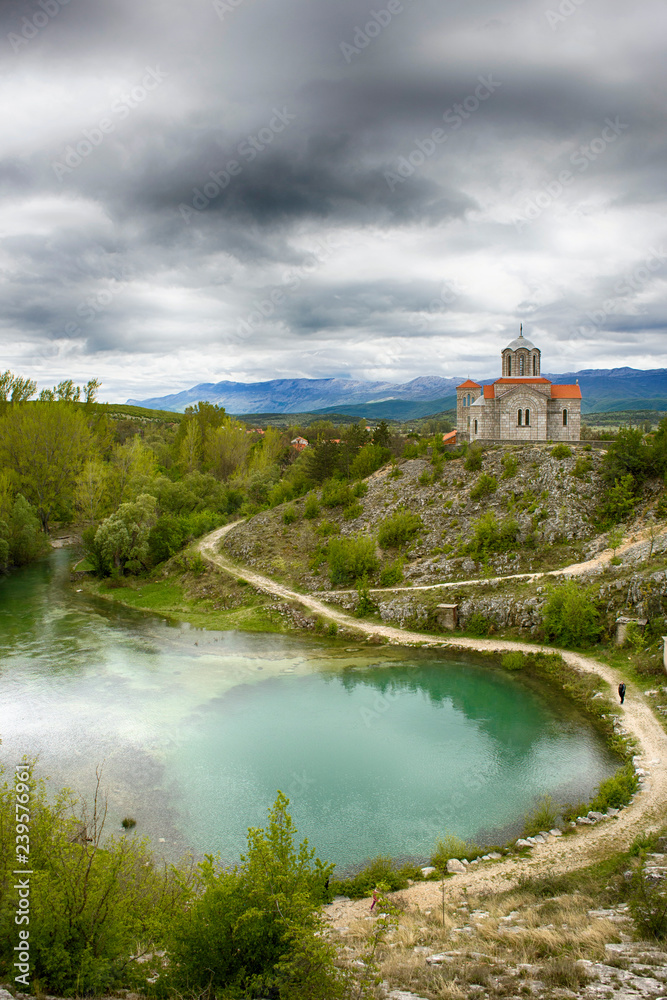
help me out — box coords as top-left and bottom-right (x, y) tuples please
(2, 0), (666, 400)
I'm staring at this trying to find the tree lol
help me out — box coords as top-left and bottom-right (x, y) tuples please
(109, 438), (157, 504)
(372, 420), (391, 448)
(94, 494), (157, 574)
(0, 495), (49, 566)
(0, 370), (36, 412)
(75, 459), (110, 522)
(0, 402), (93, 531)
(599, 474), (636, 526)
(168, 793), (346, 999)
(204, 419), (252, 479)
(542, 580), (602, 647)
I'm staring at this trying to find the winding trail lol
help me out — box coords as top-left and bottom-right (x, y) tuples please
(198, 523), (667, 913)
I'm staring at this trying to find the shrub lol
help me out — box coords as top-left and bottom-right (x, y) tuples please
(465, 512), (519, 560)
(431, 834), (479, 870)
(465, 612), (492, 636)
(629, 855), (667, 939)
(501, 451), (519, 478)
(283, 505), (298, 525)
(316, 519), (339, 537)
(551, 444), (572, 459)
(542, 580), (602, 647)
(304, 493), (320, 519)
(328, 856), (418, 899)
(598, 474), (636, 526)
(167, 792), (342, 998)
(349, 443), (390, 479)
(470, 473), (498, 501)
(589, 762), (638, 811)
(378, 508), (424, 548)
(572, 455), (593, 478)
(379, 557), (404, 586)
(321, 479), (354, 508)
(522, 795), (558, 837)
(327, 534), (378, 585)
(501, 651), (524, 671)
(355, 575), (378, 617)
(343, 501), (363, 520)
(464, 445), (483, 471)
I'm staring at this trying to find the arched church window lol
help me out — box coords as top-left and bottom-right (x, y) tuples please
(563, 408), (568, 426)
(517, 409), (523, 426)
(519, 356), (525, 376)
(525, 408), (530, 426)
(474, 419), (478, 434)
(507, 358), (512, 376)
(533, 356), (537, 375)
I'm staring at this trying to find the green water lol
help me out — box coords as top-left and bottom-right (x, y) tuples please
(0, 551), (618, 868)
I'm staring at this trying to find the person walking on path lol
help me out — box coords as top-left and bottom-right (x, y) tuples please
(618, 682), (626, 704)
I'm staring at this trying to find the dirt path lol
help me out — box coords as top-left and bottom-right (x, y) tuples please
(198, 524), (667, 918)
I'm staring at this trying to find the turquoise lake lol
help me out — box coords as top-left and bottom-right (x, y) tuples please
(0, 550), (618, 869)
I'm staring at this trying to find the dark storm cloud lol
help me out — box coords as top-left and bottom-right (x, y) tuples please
(1, 0), (666, 397)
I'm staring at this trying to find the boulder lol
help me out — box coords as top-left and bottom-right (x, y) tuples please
(446, 859), (467, 875)
(420, 866), (436, 877)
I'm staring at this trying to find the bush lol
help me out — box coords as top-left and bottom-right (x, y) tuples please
(501, 451), (519, 478)
(629, 855), (667, 939)
(343, 501), (363, 520)
(464, 445), (483, 471)
(465, 612), (493, 636)
(379, 557), (404, 586)
(470, 473), (497, 501)
(355, 575), (378, 617)
(572, 455), (593, 478)
(321, 479), (354, 508)
(328, 856), (418, 899)
(0, 494), (49, 568)
(501, 651), (524, 671)
(304, 493), (320, 519)
(431, 834), (479, 870)
(551, 444), (572, 459)
(590, 762), (638, 811)
(522, 795), (558, 837)
(378, 508), (424, 548)
(167, 792), (343, 998)
(465, 512), (519, 561)
(598, 474), (636, 526)
(349, 443), (390, 479)
(327, 534), (378, 585)
(542, 580), (602, 647)
(283, 505), (298, 525)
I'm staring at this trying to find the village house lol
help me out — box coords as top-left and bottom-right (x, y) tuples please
(456, 330), (582, 443)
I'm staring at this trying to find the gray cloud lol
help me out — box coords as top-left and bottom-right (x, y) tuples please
(1, 0), (666, 399)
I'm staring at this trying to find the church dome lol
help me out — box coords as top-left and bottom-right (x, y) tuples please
(504, 332), (535, 352)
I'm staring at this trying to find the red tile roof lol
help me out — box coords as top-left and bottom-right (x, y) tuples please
(483, 384), (495, 399)
(550, 384), (582, 399)
(442, 430), (457, 443)
(494, 377), (551, 384)
(458, 379), (481, 388)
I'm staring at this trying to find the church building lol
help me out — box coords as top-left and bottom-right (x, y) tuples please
(456, 330), (582, 443)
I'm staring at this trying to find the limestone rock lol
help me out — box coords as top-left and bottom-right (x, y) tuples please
(446, 858), (467, 874)
(420, 866), (436, 877)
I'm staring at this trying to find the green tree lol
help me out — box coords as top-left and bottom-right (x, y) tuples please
(599, 474), (636, 526)
(372, 420), (391, 448)
(0, 402), (93, 531)
(94, 494), (157, 574)
(168, 792), (346, 999)
(542, 580), (602, 646)
(327, 534), (378, 585)
(75, 459), (110, 522)
(349, 443), (389, 480)
(205, 419), (252, 479)
(0, 495), (49, 567)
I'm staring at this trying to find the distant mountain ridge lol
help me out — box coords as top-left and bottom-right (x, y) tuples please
(128, 367), (667, 418)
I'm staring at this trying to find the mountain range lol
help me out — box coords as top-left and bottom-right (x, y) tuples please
(128, 367), (667, 420)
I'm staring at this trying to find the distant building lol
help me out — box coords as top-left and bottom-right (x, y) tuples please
(291, 436), (309, 450)
(456, 330), (581, 443)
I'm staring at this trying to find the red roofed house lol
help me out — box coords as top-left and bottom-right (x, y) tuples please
(456, 330), (582, 443)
